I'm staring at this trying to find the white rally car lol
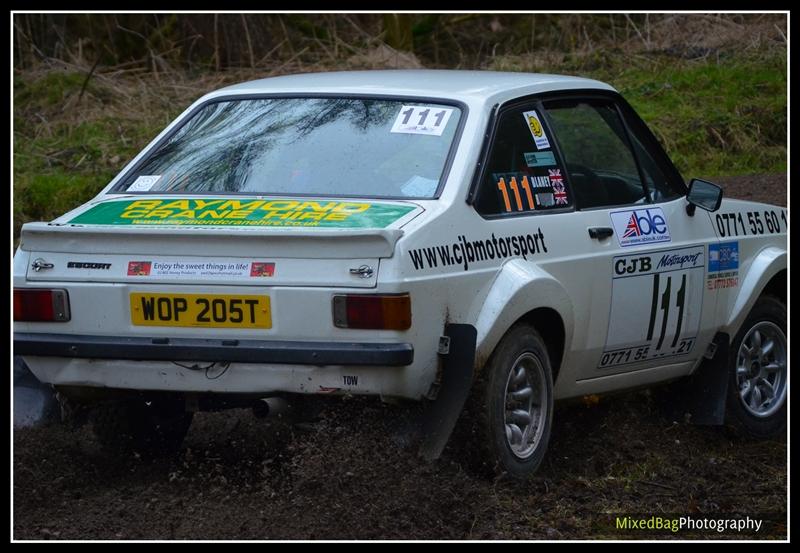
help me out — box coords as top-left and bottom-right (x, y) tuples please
(13, 71), (787, 478)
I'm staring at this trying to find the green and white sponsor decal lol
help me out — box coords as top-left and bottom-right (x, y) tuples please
(68, 198), (416, 229)
(523, 151), (556, 167)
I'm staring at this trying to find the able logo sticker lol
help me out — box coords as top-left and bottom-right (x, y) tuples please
(610, 207), (671, 247)
(69, 198), (416, 229)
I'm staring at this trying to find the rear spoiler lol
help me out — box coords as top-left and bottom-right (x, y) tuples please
(19, 222), (404, 259)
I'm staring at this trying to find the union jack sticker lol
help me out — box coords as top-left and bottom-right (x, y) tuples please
(549, 169), (568, 204)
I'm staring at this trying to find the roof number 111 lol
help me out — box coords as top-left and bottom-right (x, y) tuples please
(391, 105), (454, 136)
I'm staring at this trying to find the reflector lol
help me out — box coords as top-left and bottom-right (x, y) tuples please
(332, 294), (411, 330)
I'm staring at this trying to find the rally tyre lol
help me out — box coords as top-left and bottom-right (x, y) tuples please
(725, 295), (787, 438)
(90, 397), (193, 456)
(474, 324), (554, 479)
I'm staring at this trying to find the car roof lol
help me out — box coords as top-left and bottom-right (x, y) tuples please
(211, 70), (617, 106)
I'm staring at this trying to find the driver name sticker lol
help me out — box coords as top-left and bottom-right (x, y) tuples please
(600, 245), (705, 369)
(126, 175), (161, 192)
(391, 105), (454, 136)
(522, 110), (551, 150)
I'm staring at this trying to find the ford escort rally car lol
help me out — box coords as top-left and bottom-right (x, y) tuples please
(13, 70), (787, 478)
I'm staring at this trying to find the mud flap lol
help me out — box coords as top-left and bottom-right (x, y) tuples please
(416, 324), (477, 461)
(666, 332), (730, 425)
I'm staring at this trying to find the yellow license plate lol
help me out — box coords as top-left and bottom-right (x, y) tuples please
(130, 293), (271, 328)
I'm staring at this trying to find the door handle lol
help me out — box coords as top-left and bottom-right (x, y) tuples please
(588, 227), (614, 240)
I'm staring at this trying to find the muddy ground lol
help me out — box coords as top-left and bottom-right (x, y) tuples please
(13, 174), (787, 540)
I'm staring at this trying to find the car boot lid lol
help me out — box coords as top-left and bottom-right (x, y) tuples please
(22, 194), (425, 259)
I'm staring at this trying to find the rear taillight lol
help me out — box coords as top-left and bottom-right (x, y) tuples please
(332, 294), (411, 330)
(14, 289), (71, 322)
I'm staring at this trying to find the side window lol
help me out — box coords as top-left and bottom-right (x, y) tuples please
(624, 119), (684, 203)
(544, 99), (647, 210)
(475, 105), (572, 216)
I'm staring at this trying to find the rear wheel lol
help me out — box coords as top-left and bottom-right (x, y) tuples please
(472, 324), (554, 479)
(726, 295), (787, 438)
(90, 397), (193, 456)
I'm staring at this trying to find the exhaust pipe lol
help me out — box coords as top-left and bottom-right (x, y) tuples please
(252, 397), (291, 419)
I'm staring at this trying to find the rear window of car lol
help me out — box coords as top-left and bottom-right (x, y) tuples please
(112, 97), (463, 199)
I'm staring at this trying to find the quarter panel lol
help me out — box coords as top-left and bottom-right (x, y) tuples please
(723, 247), (786, 336)
(473, 259), (574, 372)
(707, 199), (787, 338)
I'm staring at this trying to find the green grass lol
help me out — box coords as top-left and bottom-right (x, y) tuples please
(13, 49), (786, 237)
(608, 54), (787, 178)
(491, 50), (787, 180)
(13, 70), (184, 236)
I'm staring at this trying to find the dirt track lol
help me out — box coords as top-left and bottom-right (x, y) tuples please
(13, 174), (787, 540)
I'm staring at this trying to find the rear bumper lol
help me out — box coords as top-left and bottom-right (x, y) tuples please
(13, 332), (414, 367)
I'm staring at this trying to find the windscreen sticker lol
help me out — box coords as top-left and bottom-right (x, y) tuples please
(707, 241), (739, 290)
(68, 198), (416, 229)
(126, 259), (275, 279)
(600, 245), (705, 369)
(390, 105), (454, 136)
(126, 175), (161, 192)
(610, 207), (671, 247)
(522, 110), (551, 150)
(524, 151), (556, 167)
(400, 175), (439, 197)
